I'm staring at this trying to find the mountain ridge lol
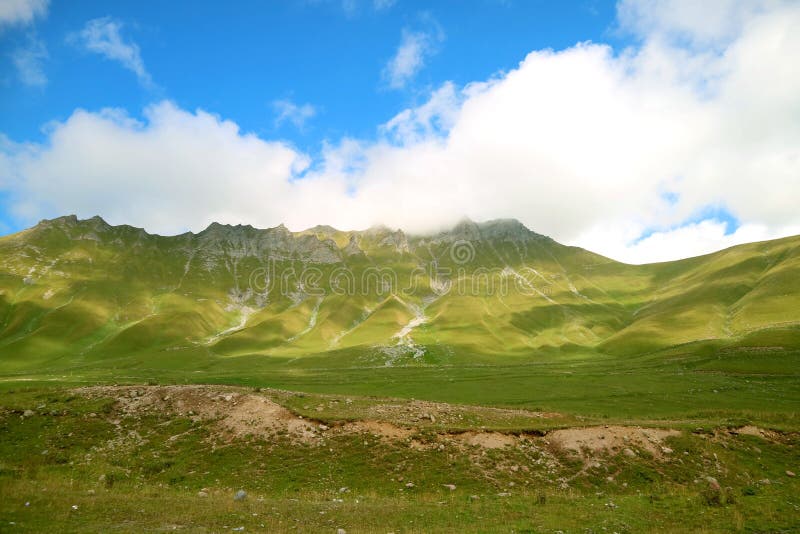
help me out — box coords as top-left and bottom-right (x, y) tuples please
(25, 214), (549, 246)
(24, 213), (799, 267)
(1, 214), (798, 375)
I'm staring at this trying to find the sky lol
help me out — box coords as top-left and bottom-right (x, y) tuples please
(0, 0), (798, 264)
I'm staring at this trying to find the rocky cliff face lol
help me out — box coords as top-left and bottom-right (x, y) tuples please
(24, 215), (545, 264)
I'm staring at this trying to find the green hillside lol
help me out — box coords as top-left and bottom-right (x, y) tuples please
(1, 215), (798, 374)
(2, 216), (799, 532)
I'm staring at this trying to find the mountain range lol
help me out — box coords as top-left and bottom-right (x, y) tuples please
(1, 215), (798, 376)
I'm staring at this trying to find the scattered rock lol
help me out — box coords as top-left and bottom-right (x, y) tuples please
(198, 491), (208, 498)
(23, 409), (34, 417)
(787, 471), (796, 477)
(337, 529), (347, 534)
(623, 448), (636, 457)
(339, 487), (349, 493)
(405, 482), (415, 488)
(470, 495), (479, 501)
(548, 426), (680, 458)
(497, 492), (511, 497)
(234, 489), (247, 501)
(706, 477), (721, 491)
(443, 484), (456, 491)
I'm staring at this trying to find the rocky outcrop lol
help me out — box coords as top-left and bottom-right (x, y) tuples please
(24, 215), (546, 263)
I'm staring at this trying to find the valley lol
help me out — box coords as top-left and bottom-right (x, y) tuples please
(1, 216), (799, 532)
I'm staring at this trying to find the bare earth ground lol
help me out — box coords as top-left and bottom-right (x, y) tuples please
(1, 384), (797, 532)
(74, 385), (708, 460)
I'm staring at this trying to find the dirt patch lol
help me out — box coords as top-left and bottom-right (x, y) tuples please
(74, 385), (682, 457)
(355, 399), (560, 428)
(74, 385), (545, 449)
(338, 420), (415, 441)
(547, 426), (680, 458)
(730, 425), (779, 441)
(454, 431), (517, 449)
(75, 385), (318, 442)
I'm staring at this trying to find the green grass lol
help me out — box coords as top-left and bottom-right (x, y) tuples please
(1, 217), (800, 530)
(1, 386), (798, 532)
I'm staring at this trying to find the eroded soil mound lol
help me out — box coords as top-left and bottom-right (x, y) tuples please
(75, 385), (682, 459)
(548, 426), (680, 458)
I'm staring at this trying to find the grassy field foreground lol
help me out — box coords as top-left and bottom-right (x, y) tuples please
(1, 384), (798, 533)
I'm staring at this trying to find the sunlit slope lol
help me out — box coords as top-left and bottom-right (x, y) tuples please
(599, 234), (800, 354)
(0, 214), (798, 372)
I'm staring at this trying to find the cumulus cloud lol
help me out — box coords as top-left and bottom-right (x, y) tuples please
(381, 82), (461, 143)
(273, 99), (317, 130)
(69, 17), (153, 88)
(2, 0), (800, 263)
(1, 103), (314, 234)
(11, 35), (47, 87)
(617, 0), (787, 48)
(383, 20), (444, 89)
(0, 0), (47, 28)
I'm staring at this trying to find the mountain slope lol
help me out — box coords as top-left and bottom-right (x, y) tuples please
(0, 215), (798, 373)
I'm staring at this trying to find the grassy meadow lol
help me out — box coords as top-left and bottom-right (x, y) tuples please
(1, 216), (799, 531)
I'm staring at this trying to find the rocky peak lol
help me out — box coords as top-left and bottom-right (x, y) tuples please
(380, 229), (410, 253)
(476, 219), (537, 241)
(343, 234), (364, 256)
(425, 218), (538, 244)
(31, 215), (114, 241)
(304, 225), (339, 239)
(35, 214), (79, 229)
(445, 218), (482, 242)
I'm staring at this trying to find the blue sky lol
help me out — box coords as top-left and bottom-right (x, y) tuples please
(2, 1), (619, 148)
(1, 0), (799, 263)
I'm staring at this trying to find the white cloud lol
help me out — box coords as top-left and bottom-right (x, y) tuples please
(382, 82), (461, 143)
(11, 35), (47, 87)
(0, 0), (47, 28)
(1, 103), (310, 234)
(616, 0), (788, 48)
(1, 0), (800, 263)
(602, 220), (800, 264)
(272, 99), (317, 130)
(383, 21), (444, 89)
(69, 17), (153, 88)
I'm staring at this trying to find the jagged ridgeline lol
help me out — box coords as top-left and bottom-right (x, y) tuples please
(1, 215), (799, 370)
